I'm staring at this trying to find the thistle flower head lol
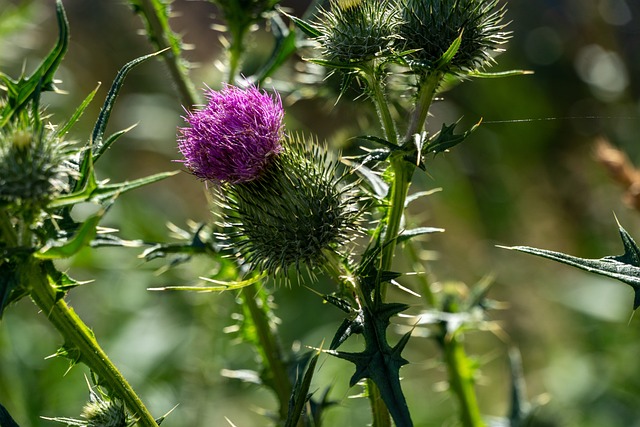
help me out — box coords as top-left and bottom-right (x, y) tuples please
(0, 121), (74, 211)
(313, 0), (400, 65)
(218, 134), (363, 278)
(399, 0), (510, 73)
(178, 85), (284, 184)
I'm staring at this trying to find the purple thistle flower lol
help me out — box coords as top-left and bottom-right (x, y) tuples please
(178, 85), (284, 184)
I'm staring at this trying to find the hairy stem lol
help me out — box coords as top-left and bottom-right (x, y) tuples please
(25, 259), (158, 427)
(240, 285), (293, 421)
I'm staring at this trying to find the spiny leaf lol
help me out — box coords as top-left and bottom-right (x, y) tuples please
(330, 309), (365, 350)
(501, 221), (640, 310)
(90, 49), (167, 163)
(329, 303), (413, 427)
(424, 119), (482, 156)
(285, 349), (321, 427)
(0, 0), (68, 128)
(357, 135), (397, 150)
(50, 170), (178, 209)
(405, 188), (442, 207)
(56, 83), (101, 137)
(148, 273), (267, 293)
(35, 210), (105, 260)
(435, 30), (463, 70)
(278, 7), (322, 38)
(398, 227), (445, 244)
(0, 402), (20, 427)
(467, 69), (534, 79)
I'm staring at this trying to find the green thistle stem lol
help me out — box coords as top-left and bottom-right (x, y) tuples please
(227, 26), (248, 85)
(239, 285), (292, 421)
(380, 72), (443, 297)
(358, 65), (400, 427)
(404, 72), (444, 145)
(362, 66), (397, 145)
(442, 332), (485, 427)
(24, 259), (158, 427)
(380, 158), (413, 298)
(131, 0), (199, 107)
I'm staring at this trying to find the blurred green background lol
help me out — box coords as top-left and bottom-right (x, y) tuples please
(2, 0), (640, 426)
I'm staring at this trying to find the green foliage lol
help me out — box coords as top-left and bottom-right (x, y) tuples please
(503, 219), (640, 310)
(284, 349), (320, 427)
(0, 0), (68, 128)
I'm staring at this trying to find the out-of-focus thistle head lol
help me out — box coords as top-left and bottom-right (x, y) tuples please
(312, 0), (400, 66)
(0, 119), (74, 212)
(218, 134), (364, 278)
(177, 84), (284, 184)
(398, 0), (510, 74)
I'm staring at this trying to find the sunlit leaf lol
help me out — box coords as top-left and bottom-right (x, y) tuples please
(501, 220), (640, 310)
(35, 210), (104, 259)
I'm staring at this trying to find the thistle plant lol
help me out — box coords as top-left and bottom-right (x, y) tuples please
(4, 0), (637, 426)
(168, 0), (518, 426)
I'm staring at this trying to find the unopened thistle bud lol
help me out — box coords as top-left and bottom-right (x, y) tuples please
(178, 85), (284, 184)
(399, 0), (510, 73)
(313, 0), (400, 66)
(0, 123), (73, 210)
(219, 135), (363, 277)
(81, 391), (127, 427)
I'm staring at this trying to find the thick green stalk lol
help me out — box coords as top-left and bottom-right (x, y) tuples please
(24, 259), (158, 427)
(404, 72), (443, 141)
(239, 285), (293, 421)
(131, 0), (199, 107)
(442, 333), (485, 427)
(358, 66), (398, 427)
(380, 72), (443, 297)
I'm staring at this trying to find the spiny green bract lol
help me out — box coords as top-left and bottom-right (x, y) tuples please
(399, 0), (510, 73)
(0, 120), (75, 212)
(313, 0), (400, 65)
(218, 134), (363, 278)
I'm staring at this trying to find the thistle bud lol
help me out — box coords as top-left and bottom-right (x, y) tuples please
(178, 84), (284, 184)
(0, 123), (73, 210)
(219, 134), (363, 277)
(81, 394), (127, 427)
(313, 0), (400, 66)
(398, 0), (510, 73)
